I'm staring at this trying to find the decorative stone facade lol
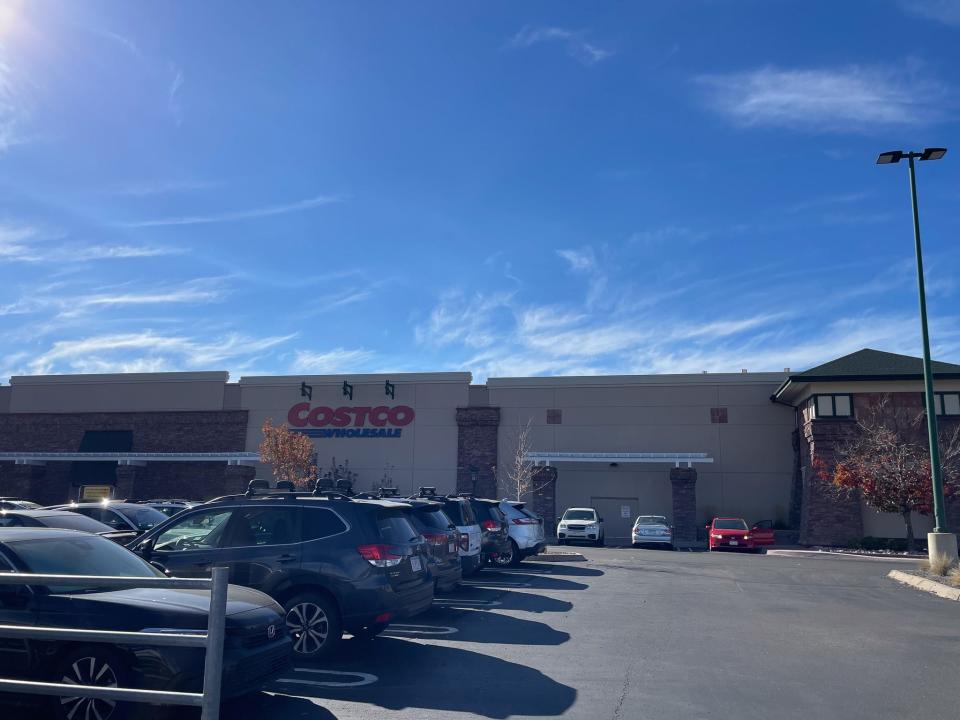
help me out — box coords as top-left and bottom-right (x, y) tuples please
(670, 467), (697, 543)
(528, 466), (558, 536)
(455, 407), (500, 497)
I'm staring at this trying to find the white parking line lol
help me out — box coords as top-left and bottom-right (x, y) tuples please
(433, 598), (503, 606)
(382, 623), (459, 636)
(278, 668), (379, 688)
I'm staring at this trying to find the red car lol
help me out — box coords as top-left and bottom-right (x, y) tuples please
(707, 517), (775, 552)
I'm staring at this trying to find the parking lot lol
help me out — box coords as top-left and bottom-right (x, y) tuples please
(206, 546), (960, 720)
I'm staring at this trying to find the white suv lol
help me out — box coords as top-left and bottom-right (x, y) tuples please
(490, 500), (545, 567)
(557, 507), (604, 546)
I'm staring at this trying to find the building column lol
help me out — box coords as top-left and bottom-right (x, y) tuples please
(223, 464), (255, 495)
(670, 467), (697, 544)
(456, 407), (500, 497)
(115, 465), (144, 500)
(530, 466), (558, 537)
(0, 463), (47, 501)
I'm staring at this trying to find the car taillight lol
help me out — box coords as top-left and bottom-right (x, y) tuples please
(357, 544), (403, 567)
(512, 518), (539, 525)
(459, 533), (469, 551)
(422, 532), (447, 546)
(664, 527), (672, 535)
(481, 519), (499, 531)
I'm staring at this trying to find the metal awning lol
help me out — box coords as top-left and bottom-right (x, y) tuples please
(0, 452), (260, 467)
(524, 452), (713, 468)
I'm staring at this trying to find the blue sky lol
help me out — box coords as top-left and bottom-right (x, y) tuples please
(1, 0), (959, 382)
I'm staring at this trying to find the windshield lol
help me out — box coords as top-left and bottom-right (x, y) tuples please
(443, 500), (476, 526)
(116, 505), (167, 530)
(413, 507), (453, 531)
(377, 512), (420, 545)
(563, 510), (596, 521)
(714, 519), (749, 530)
(7, 535), (163, 594)
(39, 513), (116, 533)
(636, 516), (667, 526)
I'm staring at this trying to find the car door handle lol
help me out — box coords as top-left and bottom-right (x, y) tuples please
(278, 554), (297, 563)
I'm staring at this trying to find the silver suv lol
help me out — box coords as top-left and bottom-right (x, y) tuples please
(490, 500), (545, 567)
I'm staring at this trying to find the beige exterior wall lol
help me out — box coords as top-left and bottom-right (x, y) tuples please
(489, 373), (794, 526)
(238, 373), (470, 496)
(5, 373), (230, 413)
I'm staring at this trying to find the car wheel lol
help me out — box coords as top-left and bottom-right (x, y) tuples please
(284, 592), (342, 660)
(557, 539), (565, 546)
(351, 622), (389, 640)
(491, 542), (515, 568)
(53, 647), (129, 720)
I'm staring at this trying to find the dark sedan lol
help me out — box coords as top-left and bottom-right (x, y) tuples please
(46, 502), (167, 537)
(0, 528), (292, 720)
(0, 509), (138, 544)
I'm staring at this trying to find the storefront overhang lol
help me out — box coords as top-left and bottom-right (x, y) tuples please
(524, 452), (713, 468)
(0, 452), (260, 467)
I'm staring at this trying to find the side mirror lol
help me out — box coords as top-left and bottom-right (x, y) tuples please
(138, 538), (155, 560)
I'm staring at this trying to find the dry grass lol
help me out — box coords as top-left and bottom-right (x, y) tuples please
(948, 565), (960, 588)
(927, 553), (956, 577)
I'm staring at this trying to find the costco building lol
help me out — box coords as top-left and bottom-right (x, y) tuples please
(2, 348), (959, 546)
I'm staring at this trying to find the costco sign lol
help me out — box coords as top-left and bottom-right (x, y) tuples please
(287, 403), (415, 439)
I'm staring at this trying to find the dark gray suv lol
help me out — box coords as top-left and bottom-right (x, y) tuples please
(132, 483), (434, 659)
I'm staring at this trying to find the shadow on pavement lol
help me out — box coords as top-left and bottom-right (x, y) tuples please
(377, 608), (570, 646)
(433, 587), (573, 614)
(272, 637), (576, 718)
(514, 562), (605, 577)
(477, 572), (589, 591)
(223, 692), (339, 719)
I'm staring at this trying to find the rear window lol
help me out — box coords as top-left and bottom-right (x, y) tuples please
(117, 505), (167, 531)
(302, 508), (348, 541)
(499, 503), (527, 520)
(412, 507), (453, 531)
(636, 516), (667, 526)
(40, 513), (115, 533)
(442, 500), (476, 526)
(376, 513), (419, 545)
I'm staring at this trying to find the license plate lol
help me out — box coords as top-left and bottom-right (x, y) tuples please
(729, 540), (738, 546)
(410, 555), (422, 572)
(448, 542), (456, 553)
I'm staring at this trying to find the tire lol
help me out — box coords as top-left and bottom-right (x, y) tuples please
(557, 539), (566, 546)
(284, 592), (342, 660)
(492, 540), (521, 568)
(53, 647), (130, 720)
(351, 622), (389, 640)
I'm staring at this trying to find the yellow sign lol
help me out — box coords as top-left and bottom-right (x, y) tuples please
(80, 485), (113, 501)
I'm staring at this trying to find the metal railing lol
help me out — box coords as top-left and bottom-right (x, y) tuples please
(0, 566), (229, 720)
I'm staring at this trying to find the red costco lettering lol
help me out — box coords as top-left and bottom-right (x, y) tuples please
(288, 404), (416, 428)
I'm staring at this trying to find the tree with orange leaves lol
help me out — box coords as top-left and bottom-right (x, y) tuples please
(258, 418), (317, 489)
(815, 396), (960, 551)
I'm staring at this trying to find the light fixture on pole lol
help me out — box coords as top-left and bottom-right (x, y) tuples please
(877, 146), (956, 564)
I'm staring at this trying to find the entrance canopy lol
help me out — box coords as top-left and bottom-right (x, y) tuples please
(524, 451), (713, 468)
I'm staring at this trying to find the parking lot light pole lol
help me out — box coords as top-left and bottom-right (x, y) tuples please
(877, 147), (957, 563)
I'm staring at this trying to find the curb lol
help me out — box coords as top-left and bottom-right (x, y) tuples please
(532, 552), (587, 563)
(766, 549), (920, 563)
(888, 569), (960, 601)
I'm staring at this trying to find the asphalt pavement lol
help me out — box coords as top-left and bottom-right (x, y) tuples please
(5, 547), (958, 719)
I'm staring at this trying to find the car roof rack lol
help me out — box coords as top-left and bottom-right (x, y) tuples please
(417, 486), (438, 497)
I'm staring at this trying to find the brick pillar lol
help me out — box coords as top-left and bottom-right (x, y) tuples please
(0, 463), (47, 501)
(456, 407), (500, 497)
(530, 466), (558, 537)
(223, 464), (255, 496)
(789, 429), (803, 529)
(115, 465), (144, 500)
(670, 467), (697, 544)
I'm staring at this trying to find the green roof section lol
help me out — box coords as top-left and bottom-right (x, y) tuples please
(792, 348), (960, 379)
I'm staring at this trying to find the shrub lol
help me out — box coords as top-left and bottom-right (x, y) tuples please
(947, 565), (960, 588)
(928, 553), (954, 577)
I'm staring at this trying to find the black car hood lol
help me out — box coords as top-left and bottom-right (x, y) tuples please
(47, 586), (279, 618)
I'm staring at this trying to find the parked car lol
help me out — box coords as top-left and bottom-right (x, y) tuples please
(0, 509), (139, 544)
(0, 527), (292, 720)
(398, 498), (462, 592)
(47, 502), (168, 537)
(557, 507), (604, 546)
(131, 482), (434, 658)
(461, 496), (511, 566)
(417, 489), (482, 577)
(631, 515), (674, 549)
(0, 497), (40, 511)
(707, 517), (774, 552)
(490, 500), (545, 567)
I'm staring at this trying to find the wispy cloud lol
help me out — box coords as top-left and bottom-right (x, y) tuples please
(90, 27), (140, 57)
(20, 330), (296, 377)
(0, 53), (27, 153)
(507, 26), (612, 66)
(109, 179), (218, 197)
(414, 290), (514, 349)
(117, 194), (345, 228)
(628, 226), (707, 248)
(168, 63), (184, 125)
(696, 63), (952, 132)
(556, 247), (596, 272)
(899, 0), (960, 25)
(291, 348), (375, 375)
(0, 225), (184, 262)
